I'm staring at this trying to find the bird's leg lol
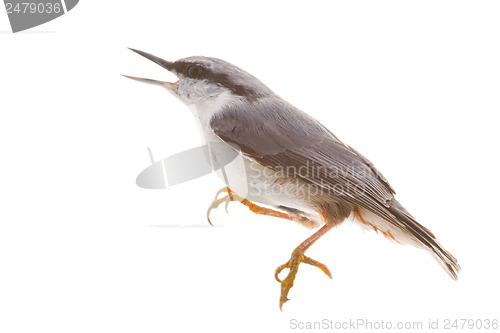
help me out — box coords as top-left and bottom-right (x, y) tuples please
(239, 198), (293, 220)
(275, 223), (334, 310)
(206, 187), (295, 224)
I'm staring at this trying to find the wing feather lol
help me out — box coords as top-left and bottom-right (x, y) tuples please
(210, 99), (395, 221)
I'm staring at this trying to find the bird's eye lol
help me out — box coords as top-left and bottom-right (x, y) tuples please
(187, 66), (203, 78)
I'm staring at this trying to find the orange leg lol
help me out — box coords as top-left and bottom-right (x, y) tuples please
(275, 223), (334, 310)
(207, 187), (331, 310)
(207, 187), (298, 224)
(240, 198), (293, 220)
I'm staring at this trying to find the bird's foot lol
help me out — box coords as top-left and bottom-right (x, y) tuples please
(206, 187), (293, 224)
(275, 250), (332, 310)
(206, 187), (243, 225)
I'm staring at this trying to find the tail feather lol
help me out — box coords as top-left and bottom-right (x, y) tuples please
(386, 199), (461, 280)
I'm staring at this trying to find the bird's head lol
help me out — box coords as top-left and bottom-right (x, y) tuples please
(124, 49), (273, 106)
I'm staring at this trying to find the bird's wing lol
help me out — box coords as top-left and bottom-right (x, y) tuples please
(209, 99), (396, 222)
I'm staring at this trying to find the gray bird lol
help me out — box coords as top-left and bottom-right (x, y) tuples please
(124, 49), (460, 310)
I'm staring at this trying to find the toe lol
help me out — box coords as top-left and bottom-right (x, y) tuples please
(275, 262), (291, 282)
(302, 255), (332, 279)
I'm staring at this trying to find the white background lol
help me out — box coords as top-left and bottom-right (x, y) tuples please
(1, 1), (499, 332)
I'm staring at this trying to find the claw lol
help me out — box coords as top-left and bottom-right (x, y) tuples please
(224, 196), (231, 213)
(206, 195), (230, 225)
(214, 187), (228, 200)
(279, 295), (291, 311)
(276, 253), (332, 310)
(206, 187), (243, 224)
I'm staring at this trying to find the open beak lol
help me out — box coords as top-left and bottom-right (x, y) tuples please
(122, 48), (179, 90)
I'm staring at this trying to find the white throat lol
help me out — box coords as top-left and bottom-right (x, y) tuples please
(187, 90), (244, 143)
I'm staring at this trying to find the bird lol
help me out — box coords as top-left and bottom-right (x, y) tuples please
(124, 48), (461, 310)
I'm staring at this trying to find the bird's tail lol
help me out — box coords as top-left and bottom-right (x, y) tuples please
(354, 199), (461, 279)
(386, 199), (461, 280)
